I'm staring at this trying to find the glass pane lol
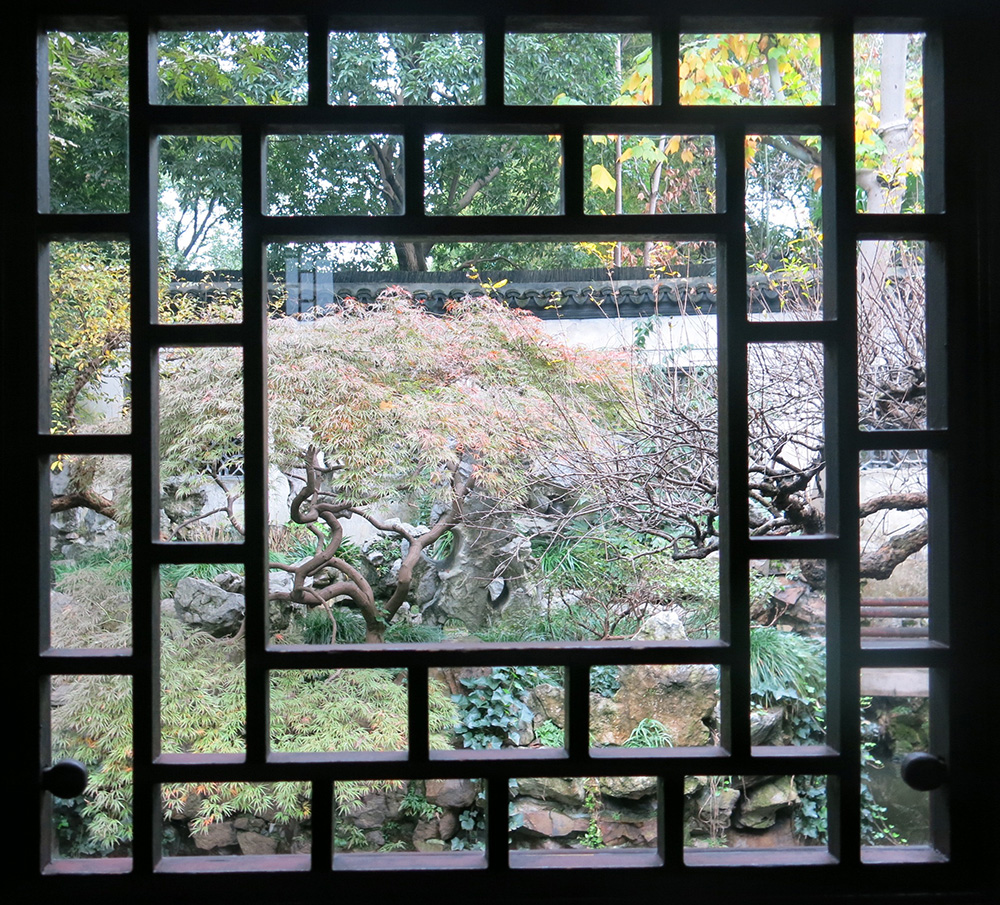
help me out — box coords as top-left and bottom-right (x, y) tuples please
(329, 32), (483, 106)
(441, 666), (562, 751)
(158, 347), (245, 542)
(679, 34), (821, 105)
(747, 343), (826, 537)
(160, 563), (245, 754)
(584, 135), (715, 215)
(861, 673), (931, 847)
(335, 779), (485, 853)
(162, 782), (310, 860)
(859, 451), (929, 640)
(424, 134), (561, 215)
(749, 560), (827, 747)
(50, 675), (133, 858)
(159, 136), (243, 320)
(505, 33), (652, 105)
(267, 240), (717, 646)
(267, 134), (403, 216)
(858, 241), (926, 431)
(271, 669), (410, 753)
(511, 777), (657, 851)
(746, 136), (823, 319)
(48, 242), (131, 434)
(856, 34), (926, 214)
(684, 775), (828, 851)
(47, 31), (129, 213)
(590, 662), (718, 748)
(49, 455), (131, 649)
(158, 31), (307, 105)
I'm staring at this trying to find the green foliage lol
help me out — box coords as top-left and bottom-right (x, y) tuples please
(48, 242), (131, 433)
(749, 625), (825, 711)
(49, 546), (452, 852)
(48, 32), (130, 214)
(453, 666), (543, 750)
(52, 540), (132, 589)
(793, 777), (828, 843)
(748, 626), (828, 844)
(399, 784), (442, 821)
(860, 699), (908, 846)
(581, 780), (606, 849)
(589, 665), (622, 699)
(534, 719), (565, 747)
(450, 805), (486, 851)
(623, 718), (672, 748)
(159, 562), (241, 596)
(295, 606), (444, 646)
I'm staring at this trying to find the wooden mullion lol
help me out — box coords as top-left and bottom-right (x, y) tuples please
(483, 15), (505, 108)
(310, 777), (334, 872)
(306, 16), (329, 108)
(407, 666), (430, 765)
(242, 123), (270, 764)
(485, 774), (510, 872)
(821, 18), (861, 866)
(716, 124), (750, 758)
(128, 10), (160, 875)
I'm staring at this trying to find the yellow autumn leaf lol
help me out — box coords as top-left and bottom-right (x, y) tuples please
(666, 135), (682, 155)
(680, 149), (695, 164)
(590, 163), (617, 193)
(619, 147), (634, 163)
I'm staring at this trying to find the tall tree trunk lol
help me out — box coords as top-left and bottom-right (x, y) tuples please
(858, 34), (909, 300)
(394, 241), (430, 271)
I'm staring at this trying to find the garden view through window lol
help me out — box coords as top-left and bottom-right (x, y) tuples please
(40, 16), (950, 882)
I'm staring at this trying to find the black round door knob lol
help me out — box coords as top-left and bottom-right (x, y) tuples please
(41, 759), (89, 798)
(900, 752), (947, 791)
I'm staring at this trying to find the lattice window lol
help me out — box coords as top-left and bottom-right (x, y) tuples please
(13, 4), (996, 904)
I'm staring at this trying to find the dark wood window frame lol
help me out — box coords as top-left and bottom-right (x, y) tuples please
(6, 2), (997, 904)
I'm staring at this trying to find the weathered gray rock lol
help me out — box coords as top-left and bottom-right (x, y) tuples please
(437, 810), (459, 841)
(173, 577), (245, 637)
(734, 776), (798, 829)
(412, 817), (445, 850)
(529, 684), (565, 727)
(345, 790), (394, 830)
(689, 785), (742, 836)
(420, 496), (537, 630)
(635, 609), (687, 641)
(215, 570), (245, 593)
(750, 706), (786, 745)
(596, 815), (659, 848)
(598, 775), (657, 800)
(237, 831), (278, 855)
(50, 502), (121, 559)
(412, 837), (447, 853)
(608, 612), (720, 747)
(513, 800), (590, 838)
(514, 776), (586, 807)
(531, 615), (719, 749)
(192, 820), (237, 850)
(425, 778), (479, 809)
